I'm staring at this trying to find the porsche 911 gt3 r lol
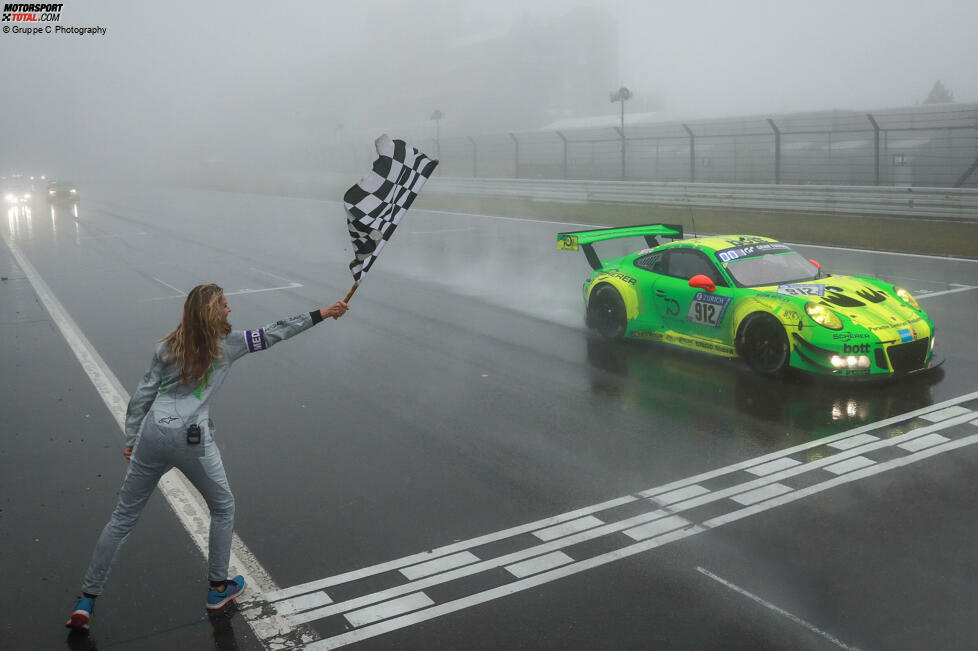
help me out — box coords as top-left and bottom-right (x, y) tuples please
(558, 224), (939, 377)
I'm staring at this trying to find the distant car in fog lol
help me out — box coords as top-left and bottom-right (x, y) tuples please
(47, 180), (78, 203)
(2, 177), (33, 204)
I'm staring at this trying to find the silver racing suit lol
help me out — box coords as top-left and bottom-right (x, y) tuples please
(81, 310), (325, 595)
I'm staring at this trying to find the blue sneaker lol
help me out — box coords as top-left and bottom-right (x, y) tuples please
(65, 597), (95, 630)
(206, 575), (245, 610)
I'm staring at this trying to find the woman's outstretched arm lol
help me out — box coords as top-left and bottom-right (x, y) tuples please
(225, 300), (349, 363)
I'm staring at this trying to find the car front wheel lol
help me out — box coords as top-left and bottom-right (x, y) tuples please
(740, 314), (789, 374)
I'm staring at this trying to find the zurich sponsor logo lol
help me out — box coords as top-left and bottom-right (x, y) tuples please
(897, 328), (915, 343)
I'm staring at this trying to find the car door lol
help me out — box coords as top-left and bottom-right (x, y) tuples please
(652, 249), (736, 344)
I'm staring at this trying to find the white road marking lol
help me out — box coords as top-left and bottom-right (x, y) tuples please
(786, 241), (978, 264)
(533, 515), (604, 541)
(505, 552), (574, 578)
(262, 494), (641, 603)
(824, 456), (876, 475)
(152, 276), (185, 295)
(914, 283), (978, 300)
(920, 405), (972, 422)
(344, 592), (435, 628)
(650, 484), (710, 505)
(702, 434), (978, 530)
(225, 283), (303, 297)
(274, 591), (333, 616)
(266, 391), (978, 613)
(730, 483), (793, 505)
(623, 515), (692, 541)
(899, 433), (950, 452)
(915, 284), (978, 299)
(0, 230), (313, 648)
(697, 567), (861, 650)
(297, 430), (978, 649)
(401, 551), (480, 581)
(141, 282), (304, 302)
(277, 410), (978, 632)
(409, 226), (477, 235)
(746, 457), (802, 476)
(827, 433), (880, 450)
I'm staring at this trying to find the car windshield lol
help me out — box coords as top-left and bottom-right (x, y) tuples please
(723, 250), (819, 287)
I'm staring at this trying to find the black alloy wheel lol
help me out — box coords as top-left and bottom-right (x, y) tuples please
(741, 314), (789, 374)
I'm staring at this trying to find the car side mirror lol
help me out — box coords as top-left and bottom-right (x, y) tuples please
(688, 274), (716, 293)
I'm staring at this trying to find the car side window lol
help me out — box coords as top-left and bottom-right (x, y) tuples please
(665, 249), (726, 285)
(634, 252), (665, 273)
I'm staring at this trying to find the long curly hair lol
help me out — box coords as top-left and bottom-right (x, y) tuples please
(160, 283), (231, 385)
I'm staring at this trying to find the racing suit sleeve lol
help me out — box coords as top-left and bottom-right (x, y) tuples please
(124, 349), (163, 448)
(225, 311), (325, 364)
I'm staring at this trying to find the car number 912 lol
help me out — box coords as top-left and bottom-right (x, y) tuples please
(691, 301), (719, 325)
(687, 292), (732, 327)
(777, 284), (825, 297)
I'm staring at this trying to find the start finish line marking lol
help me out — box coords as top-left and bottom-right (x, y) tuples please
(259, 391), (978, 649)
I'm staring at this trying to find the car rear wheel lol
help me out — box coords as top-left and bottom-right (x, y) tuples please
(740, 314), (789, 374)
(588, 285), (627, 339)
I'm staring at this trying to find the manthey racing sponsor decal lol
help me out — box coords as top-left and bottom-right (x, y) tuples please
(598, 271), (636, 286)
(687, 292), (731, 327)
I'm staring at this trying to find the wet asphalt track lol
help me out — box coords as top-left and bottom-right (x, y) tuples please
(2, 186), (978, 650)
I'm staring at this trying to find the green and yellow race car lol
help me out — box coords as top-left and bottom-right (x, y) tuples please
(558, 224), (939, 377)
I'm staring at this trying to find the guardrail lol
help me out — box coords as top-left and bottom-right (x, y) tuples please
(426, 177), (978, 220)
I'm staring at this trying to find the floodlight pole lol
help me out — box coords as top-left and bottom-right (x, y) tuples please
(610, 86), (632, 180)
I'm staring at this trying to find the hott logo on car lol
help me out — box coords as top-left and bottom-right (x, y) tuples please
(2, 3), (63, 21)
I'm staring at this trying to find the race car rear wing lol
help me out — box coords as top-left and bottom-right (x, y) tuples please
(557, 223), (684, 270)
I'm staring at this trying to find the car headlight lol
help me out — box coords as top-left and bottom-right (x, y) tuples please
(49, 190), (56, 195)
(70, 188), (77, 193)
(805, 302), (843, 330)
(23, 193), (31, 199)
(894, 287), (920, 311)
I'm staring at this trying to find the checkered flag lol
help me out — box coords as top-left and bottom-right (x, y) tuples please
(343, 134), (438, 283)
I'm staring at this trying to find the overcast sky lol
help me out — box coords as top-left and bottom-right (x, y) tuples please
(1, 0), (975, 180)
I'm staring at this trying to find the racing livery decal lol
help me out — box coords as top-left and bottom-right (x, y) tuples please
(715, 242), (790, 263)
(655, 289), (680, 316)
(778, 284), (825, 297)
(687, 292), (731, 327)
